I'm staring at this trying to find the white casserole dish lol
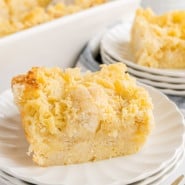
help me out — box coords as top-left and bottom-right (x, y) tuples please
(0, 0), (141, 92)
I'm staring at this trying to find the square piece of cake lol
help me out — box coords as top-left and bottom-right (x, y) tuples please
(11, 63), (154, 166)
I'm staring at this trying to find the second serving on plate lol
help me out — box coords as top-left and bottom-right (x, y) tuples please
(100, 9), (185, 96)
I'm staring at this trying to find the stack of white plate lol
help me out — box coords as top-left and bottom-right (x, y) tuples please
(101, 23), (185, 96)
(0, 87), (184, 185)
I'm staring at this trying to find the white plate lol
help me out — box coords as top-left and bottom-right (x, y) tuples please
(127, 67), (185, 84)
(0, 88), (184, 185)
(101, 49), (185, 84)
(132, 76), (185, 96)
(135, 78), (185, 90)
(136, 148), (185, 185)
(153, 88), (185, 97)
(101, 23), (185, 78)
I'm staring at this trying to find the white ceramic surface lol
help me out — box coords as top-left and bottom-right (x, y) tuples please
(136, 148), (185, 185)
(127, 67), (185, 84)
(0, 0), (141, 93)
(141, 150), (185, 185)
(134, 78), (185, 90)
(151, 88), (185, 97)
(100, 23), (185, 78)
(101, 50), (185, 90)
(0, 86), (184, 185)
(101, 49), (185, 84)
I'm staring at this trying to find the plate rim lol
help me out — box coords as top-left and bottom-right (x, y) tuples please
(101, 46), (185, 83)
(101, 50), (185, 96)
(137, 148), (185, 185)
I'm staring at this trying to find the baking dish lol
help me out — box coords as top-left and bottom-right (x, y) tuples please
(0, 0), (141, 92)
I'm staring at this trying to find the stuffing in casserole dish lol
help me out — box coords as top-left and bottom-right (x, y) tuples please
(0, 0), (106, 37)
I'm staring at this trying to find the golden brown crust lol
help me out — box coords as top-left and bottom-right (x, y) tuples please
(12, 67), (39, 88)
